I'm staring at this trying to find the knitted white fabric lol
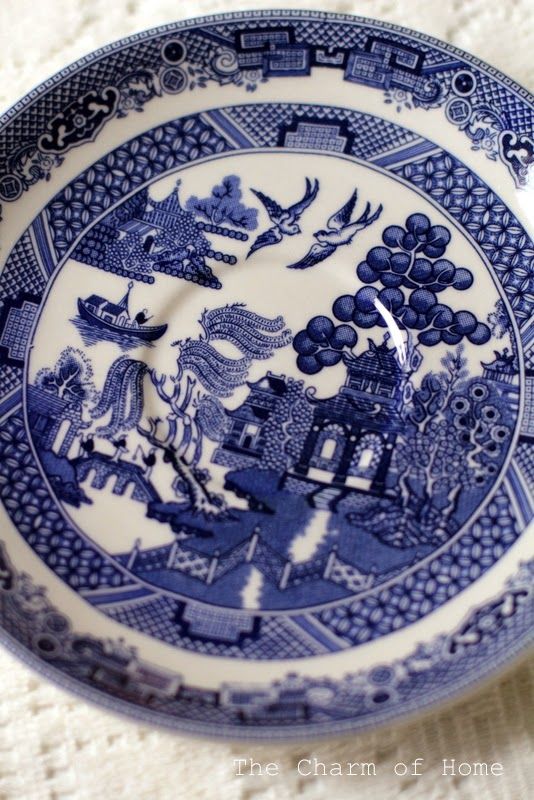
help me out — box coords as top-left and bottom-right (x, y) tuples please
(0, 2), (532, 799)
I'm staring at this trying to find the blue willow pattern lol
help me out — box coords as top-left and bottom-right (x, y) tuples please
(0, 12), (532, 738)
(0, 11), (533, 215)
(0, 99), (531, 659)
(0, 537), (531, 737)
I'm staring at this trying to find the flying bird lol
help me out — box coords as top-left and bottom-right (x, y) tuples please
(247, 178), (319, 258)
(288, 189), (383, 270)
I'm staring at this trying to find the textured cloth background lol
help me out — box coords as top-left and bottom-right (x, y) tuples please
(0, 2), (532, 799)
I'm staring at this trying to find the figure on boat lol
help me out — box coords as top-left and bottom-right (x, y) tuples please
(77, 281), (167, 343)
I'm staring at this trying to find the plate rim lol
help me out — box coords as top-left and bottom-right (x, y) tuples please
(0, 7), (532, 740)
(1, 8), (533, 132)
(0, 540), (532, 741)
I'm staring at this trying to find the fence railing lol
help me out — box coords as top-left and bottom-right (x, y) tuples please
(125, 528), (374, 594)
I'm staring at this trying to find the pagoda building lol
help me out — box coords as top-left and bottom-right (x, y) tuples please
(115, 182), (206, 256)
(212, 372), (288, 469)
(481, 348), (518, 386)
(27, 384), (83, 458)
(287, 335), (419, 500)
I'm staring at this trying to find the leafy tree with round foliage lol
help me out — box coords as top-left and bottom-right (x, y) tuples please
(186, 175), (258, 230)
(350, 346), (512, 548)
(293, 214), (491, 374)
(35, 347), (98, 406)
(393, 347), (510, 543)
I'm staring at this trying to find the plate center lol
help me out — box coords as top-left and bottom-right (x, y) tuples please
(27, 151), (518, 611)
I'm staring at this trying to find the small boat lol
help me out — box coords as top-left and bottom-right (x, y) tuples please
(77, 281), (167, 342)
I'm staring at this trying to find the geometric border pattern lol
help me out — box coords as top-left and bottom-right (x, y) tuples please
(0, 538), (531, 739)
(0, 11), (532, 735)
(0, 100), (531, 660)
(1, 11), (533, 211)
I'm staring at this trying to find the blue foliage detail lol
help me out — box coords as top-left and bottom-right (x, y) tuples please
(176, 341), (251, 397)
(0, 94), (530, 666)
(294, 213), (490, 376)
(173, 305), (290, 397)
(198, 304), (291, 357)
(185, 175), (258, 231)
(91, 357), (147, 437)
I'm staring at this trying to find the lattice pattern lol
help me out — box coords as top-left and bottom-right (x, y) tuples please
(0, 363), (21, 400)
(524, 343), (534, 371)
(0, 300), (38, 361)
(253, 539), (286, 584)
(172, 549), (211, 580)
(515, 441), (534, 491)
(521, 377), (534, 439)
(318, 488), (520, 645)
(0, 414), (130, 590)
(0, 36), (165, 170)
(102, 595), (180, 641)
(0, 230), (46, 304)
(286, 554), (328, 586)
(105, 596), (320, 658)
(473, 70), (534, 135)
(227, 103), (418, 159)
(329, 558), (373, 592)
(181, 29), (221, 64)
(214, 539), (250, 580)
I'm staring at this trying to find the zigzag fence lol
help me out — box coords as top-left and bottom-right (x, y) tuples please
(125, 529), (374, 593)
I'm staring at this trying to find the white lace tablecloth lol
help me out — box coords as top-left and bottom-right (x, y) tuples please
(0, 2), (532, 798)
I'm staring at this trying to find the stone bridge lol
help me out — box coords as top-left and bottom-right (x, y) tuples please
(73, 453), (160, 504)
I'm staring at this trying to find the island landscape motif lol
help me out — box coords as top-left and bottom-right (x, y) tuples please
(26, 167), (519, 611)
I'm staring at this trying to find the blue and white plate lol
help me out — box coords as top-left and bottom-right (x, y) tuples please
(0, 10), (532, 740)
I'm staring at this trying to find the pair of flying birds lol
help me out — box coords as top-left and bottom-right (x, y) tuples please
(247, 178), (383, 269)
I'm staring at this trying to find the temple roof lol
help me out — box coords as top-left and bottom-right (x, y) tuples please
(228, 404), (270, 422)
(102, 301), (127, 317)
(118, 218), (159, 236)
(482, 348), (517, 374)
(143, 186), (183, 222)
(247, 373), (288, 396)
(344, 338), (403, 379)
(311, 389), (403, 432)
